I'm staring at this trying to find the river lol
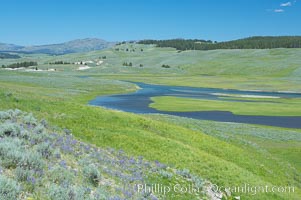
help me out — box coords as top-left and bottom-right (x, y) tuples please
(89, 82), (301, 129)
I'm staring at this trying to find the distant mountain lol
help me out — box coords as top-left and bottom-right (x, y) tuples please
(0, 52), (21, 59)
(0, 43), (23, 52)
(0, 38), (115, 55)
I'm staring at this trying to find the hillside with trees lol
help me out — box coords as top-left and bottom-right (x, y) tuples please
(138, 36), (301, 51)
(138, 39), (213, 50)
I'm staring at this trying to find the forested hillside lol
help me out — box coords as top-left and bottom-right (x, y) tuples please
(138, 36), (301, 50)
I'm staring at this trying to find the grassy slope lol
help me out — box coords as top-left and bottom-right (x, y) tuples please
(146, 114), (301, 186)
(0, 109), (210, 200)
(2, 45), (301, 92)
(93, 46), (301, 92)
(150, 96), (301, 116)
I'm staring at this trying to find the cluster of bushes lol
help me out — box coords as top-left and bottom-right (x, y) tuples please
(161, 64), (171, 68)
(122, 62), (144, 67)
(0, 109), (210, 199)
(1, 61), (37, 69)
(116, 48), (137, 52)
(48, 61), (70, 65)
(116, 41), (127, 45)
(122, 62), (133, 67)
(114, 45), (143, 52)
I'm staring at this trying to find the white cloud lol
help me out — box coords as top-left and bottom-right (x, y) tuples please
(274, 9), (285, 12)
(280, 2), (292, 6)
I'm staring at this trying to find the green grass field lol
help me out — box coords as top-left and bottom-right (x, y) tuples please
(1, 44), (301, 199)
(150, 96), (301, 116)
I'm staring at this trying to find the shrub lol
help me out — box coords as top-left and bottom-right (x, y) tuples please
(0, 138), (23, 168)
(15, 166), (34, 182)
(48, 166), (75, 185)
(0, 137), (44, 170)
(23, 113), (38, 125)
(177, 168), (191, 178)
(30, 131), (49, 144)
(158, 170), (173, 179)
(67, 186), (86, 200)
(18, 151), (44, 170)
(47, 184), (87, 200)
(47, 184), (69, 200)
(40, 119), (48, 127)
(4, 92), (13, 98)
(33, 124), (45, 135)
(0, 175), (21, 200)
(83, 164), (101, 186)
(93, 187), (109, 200)
(0, 111), (10, 120)
(7, 109), (22, 118)
(191, 175), (204, 188)
(0, 123), (21, 137)
(19, 129), (30, 140)
(36, 142), (53, 159)
(53, 149), (61, 159)
(63, 128), (71, 135)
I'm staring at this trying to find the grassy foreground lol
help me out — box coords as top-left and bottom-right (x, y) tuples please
(0, 72), (300, 199)
(1, 109), (212, 200)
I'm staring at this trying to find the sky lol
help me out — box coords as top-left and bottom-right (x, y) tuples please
(0, 0), (300, 45)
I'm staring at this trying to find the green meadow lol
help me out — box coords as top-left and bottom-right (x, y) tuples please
(150, 96), (301, 116)
(1, 44), (301, 199)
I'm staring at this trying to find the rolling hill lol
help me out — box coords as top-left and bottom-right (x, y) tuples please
(0, 43), (23, 52)
(0, 38), (115, 55)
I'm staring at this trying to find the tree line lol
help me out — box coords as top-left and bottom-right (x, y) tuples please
(138, 39), (213, 51)
(123, 62), (133, 67)
(138, 36), (301, 51)
(122, 62), (144, 67)
(1, 61), (37, 69)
